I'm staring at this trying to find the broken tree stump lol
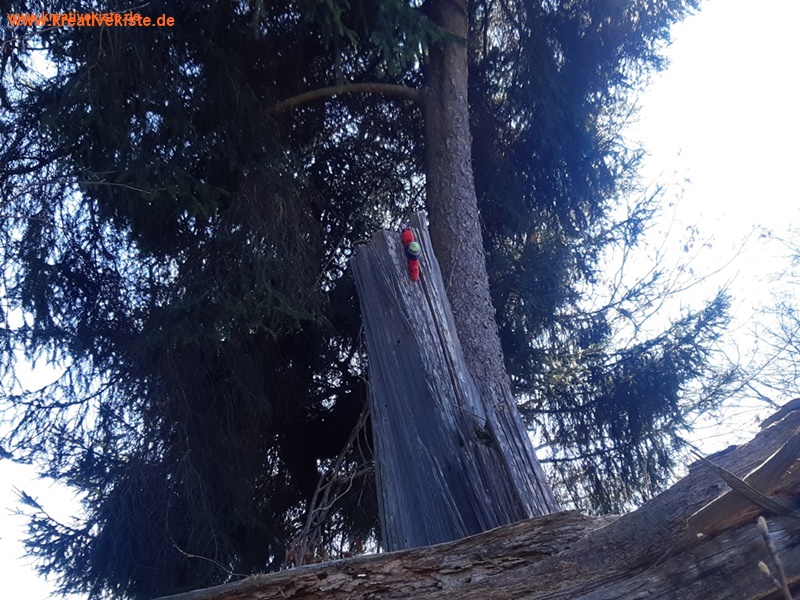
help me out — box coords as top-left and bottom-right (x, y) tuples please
(349, 213), (556, 551)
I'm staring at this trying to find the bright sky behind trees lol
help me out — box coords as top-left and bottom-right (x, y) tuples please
(633, 0), (799, 310)
(627, 0), (800, 448)
(1, 0), (798, 597)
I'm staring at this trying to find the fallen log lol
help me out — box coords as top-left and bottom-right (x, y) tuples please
(154, 408), (800, 600)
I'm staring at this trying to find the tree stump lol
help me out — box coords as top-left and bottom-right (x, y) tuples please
(350, 213), (556, 551)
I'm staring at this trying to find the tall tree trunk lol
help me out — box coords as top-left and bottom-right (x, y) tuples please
(422, 0), (558, 518)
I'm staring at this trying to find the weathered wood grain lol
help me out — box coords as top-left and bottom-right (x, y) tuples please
(350, 214), (556, 552)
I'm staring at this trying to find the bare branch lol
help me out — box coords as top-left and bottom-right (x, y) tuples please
(269, 83), (423, 113)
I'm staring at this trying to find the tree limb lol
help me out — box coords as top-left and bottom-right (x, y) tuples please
(269, 83), (423, 113)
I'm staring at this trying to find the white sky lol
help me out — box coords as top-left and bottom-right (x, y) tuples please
(634, 0), (800, 288)
(2, 0), (800, 597)
(630, 0), (800, 449)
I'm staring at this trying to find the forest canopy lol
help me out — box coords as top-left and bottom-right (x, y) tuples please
(0, 1), (745, 598)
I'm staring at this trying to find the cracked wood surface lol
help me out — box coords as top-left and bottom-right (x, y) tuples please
(350, 214), (556, 552)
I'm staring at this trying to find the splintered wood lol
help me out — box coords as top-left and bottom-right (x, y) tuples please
(350, 212), (555, 552)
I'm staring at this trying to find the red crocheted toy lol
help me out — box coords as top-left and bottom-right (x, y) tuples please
(401, 228), (420, 281)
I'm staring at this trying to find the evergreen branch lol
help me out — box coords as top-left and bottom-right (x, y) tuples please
(269, 83), (423, 113)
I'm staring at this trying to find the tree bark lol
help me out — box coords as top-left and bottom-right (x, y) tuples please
(422, 0), (557, 519)
(151, 409), (800, 600)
